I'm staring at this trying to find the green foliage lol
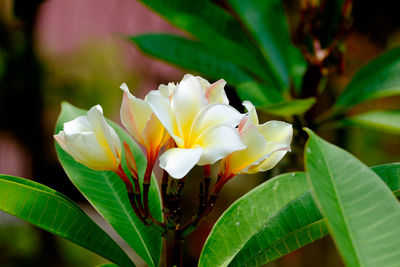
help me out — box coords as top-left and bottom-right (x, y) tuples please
(0, 175), (134, 267)
(229, 191), (327, 267)
(199, 172), (310, 267)
(131, 34), (253, 86)
(305, 129), (400, 266)
(55, 102), (162, 267)
(334, 47), (400, 112)
(228, 0), (303, 90)
(339, 110), (400, 134)
(259, 98), (316, 116)
(200, 161), (400, 266)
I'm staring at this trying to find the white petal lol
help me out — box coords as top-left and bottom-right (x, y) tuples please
(206, 79), (229, 104)
(258, 121), (293, 145)
(146, 90), (183, 147)
(120, 83), (152, 144)
(243, 101), (259, 125)
(63, 115), (91, 135)
(172, 75), (207, 139)
(225, 124), (269, 174)
(86, 105), (121, 159)
(190, 103), (243, 138)
(159, 147), (203, 179)
(195, 124), (246, 165)
(247, 150), (288, 174)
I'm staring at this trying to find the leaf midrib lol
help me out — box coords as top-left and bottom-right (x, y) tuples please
(314, 138), (363, 266)
(235, 218), (328, 266)
(102, 173), (154, 267)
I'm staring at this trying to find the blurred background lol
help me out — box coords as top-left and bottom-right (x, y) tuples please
(0, 0), (399, 266)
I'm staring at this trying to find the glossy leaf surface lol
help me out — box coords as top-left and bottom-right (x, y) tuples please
(199, 173), (309, 267)
(201, 162), (400, 266)
(305, 129), (400, 266)
(228, 0), (302, 90)
(340, 110), (400, 134)
(55, 102), (162, 267)
(0, 175), (134, 267)
(334, 47), (400, 112)
(259, 98), (316, 116)
(131, 34), (252, 86)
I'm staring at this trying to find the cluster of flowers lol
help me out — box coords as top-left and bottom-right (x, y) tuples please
(54, 74), (292, 183)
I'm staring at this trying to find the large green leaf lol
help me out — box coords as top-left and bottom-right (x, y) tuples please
(339, 110), (400, 134)
(228, 0), (301, 90)
(259, 98), (316, 116)
(137, 0), (255, 52)
(372, 163), (400, 195)
(226, 163), (400, 266)
(0, 175), (134, 267)
(55, 102), (162, 267)
(305, 129), (400, 266)
(236, 82), (284, 107)
(230, 191), (327, 266)
(199, 172), (310, 267)
(135, 1), (274, 84)
(131, 34), (253, 87)
(334, 47), (400, 112)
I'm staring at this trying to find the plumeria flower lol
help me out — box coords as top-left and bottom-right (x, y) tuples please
(219, 101), (292, 178)
(146, 74), (246, 179)
(158, 74), (229, 105)
(120, 83), (169, 162)
(54, 105), (121, 171)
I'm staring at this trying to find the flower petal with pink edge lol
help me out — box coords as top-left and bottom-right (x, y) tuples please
(120, 83), (152, 145)
(146, 90), (183, 147)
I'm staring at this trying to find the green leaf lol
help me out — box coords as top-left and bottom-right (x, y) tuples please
(372, 163), (400, 196)
(135, 0), (274, 84)
(228, 0), (301, 90)
(334, 47), (400, 112)
(229, 191), (327, 266)
(0, 175), (134, 267)
(199, 172), (310, 267)
(259, 98), (316, 116)
(137, 0), (255, 52)
(236, 82), (284, 106)
(305, 129), (400, 266)
(339, 110), (400, 134)
(224, 163), (400, 266)
(131, 34), (252, 87)
(55, 102), (162, 267)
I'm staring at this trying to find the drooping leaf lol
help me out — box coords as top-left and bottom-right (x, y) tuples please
(235, 82), (284, 107)
(0, 175), (134, 267)
(135, 0), (274, 84)
(228, 0), (303, 90)
(131, 34), (253, 87)
(199, 172), (310, 267)
(137, 0), (255, 52)
(259, 98), (316, 116)
(55, 102), (162, 267)
(334, 47), (400, 112)
(226, 163), (400, 266)
(305, 129), (400, 266)
(339, 110), (400, 134)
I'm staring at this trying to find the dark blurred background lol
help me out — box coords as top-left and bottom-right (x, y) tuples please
(0, 0), (399, 266)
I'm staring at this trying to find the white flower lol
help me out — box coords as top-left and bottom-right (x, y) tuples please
(54, 105), (121, 171)
(146, 74), (246, 179)
(120, 83), (168, 159)
(220, 101), (292, 176)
